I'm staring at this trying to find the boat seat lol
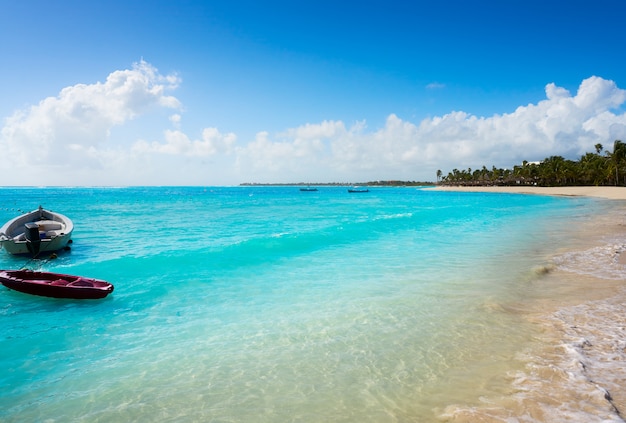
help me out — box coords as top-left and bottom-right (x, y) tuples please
(37, 220), (63, 231)
(69, 280), (93, 287)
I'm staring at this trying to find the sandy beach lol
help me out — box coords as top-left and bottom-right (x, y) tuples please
(434, 185), (626, 200)
(434, 185), (626, 422)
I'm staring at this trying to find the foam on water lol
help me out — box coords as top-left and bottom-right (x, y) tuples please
(461, 291), (626, 422)
(553, 239), (626, 280)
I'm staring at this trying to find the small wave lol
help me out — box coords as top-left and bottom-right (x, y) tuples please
(552, 241), (626, 280)
(372, 212), (413, 220)
(438, 292), (626, 422)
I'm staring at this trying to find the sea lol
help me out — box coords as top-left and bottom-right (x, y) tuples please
(1, 186), (625, 422)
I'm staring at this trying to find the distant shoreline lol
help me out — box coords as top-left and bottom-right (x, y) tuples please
(239, 182), (626, 200)
(240, 181), (435, 187)
(433, 185), (626, 200)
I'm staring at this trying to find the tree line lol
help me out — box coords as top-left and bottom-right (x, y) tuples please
(437, 139), (626, 187)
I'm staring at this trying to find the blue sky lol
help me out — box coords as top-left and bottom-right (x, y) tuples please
(1, 0), (625, 185)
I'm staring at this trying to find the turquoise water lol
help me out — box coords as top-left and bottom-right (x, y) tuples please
(0, 186), (605, 422)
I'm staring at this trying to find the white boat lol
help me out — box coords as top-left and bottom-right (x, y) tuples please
(0, 206), (73, 256)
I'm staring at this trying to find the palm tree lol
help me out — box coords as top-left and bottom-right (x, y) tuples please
(595, 143), (603, 154)
(439, 138), (626, 187)
(611, 140), (626, 186)
(539, 156), (567, 185)
(579, 152), (605, 185)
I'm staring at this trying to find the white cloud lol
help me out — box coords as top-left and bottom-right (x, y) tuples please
(1, 60), (181, 174)
(1, 68), (625, 185)
(169, 113), (182, 127)
(283, 120), (346, 140)
(132, 128), (236, 157)
(426, 82), (446, 90)
(234, 76), (626, 182)
(545, 83), (569, 100)
(237, 127), (329, 174)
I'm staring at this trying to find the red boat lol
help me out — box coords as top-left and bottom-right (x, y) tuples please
(0, 270), (114, 299)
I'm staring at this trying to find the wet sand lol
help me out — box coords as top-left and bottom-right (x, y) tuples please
(434, 185), (626, 422)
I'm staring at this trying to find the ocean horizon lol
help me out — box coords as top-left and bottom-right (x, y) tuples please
(1, 186), (624, 422)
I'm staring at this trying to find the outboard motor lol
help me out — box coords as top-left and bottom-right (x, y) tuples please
(24, 222), (41, 256)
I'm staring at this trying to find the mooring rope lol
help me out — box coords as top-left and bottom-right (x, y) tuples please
(20, 251), (61, 271)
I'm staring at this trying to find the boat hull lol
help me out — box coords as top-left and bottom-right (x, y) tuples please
(0, 270), (114, 299)
(1, 234), (72, 255)
(0, 207), (73, 256)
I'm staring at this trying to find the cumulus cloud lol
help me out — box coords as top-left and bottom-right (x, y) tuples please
(235, 76), (626, 182)
(545, 83), (569, 100)
(0, 60), (180, 170)
(133, 127), (236, 157)
(237, 128), (328, 173)
(1, 67), (625, 185)
(169, 113), (182, 127)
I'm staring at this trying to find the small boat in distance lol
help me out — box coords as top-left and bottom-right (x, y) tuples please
(348, 186), (369, 193)
(0, 269), (114, 299)
(0, 206), (73, 257)
(300, 186), (318, 192)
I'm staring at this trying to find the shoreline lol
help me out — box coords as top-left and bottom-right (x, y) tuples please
(438, 185), (626, 421)
(433, 185), (626, 200)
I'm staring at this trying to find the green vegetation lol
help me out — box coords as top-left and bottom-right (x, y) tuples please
(438, 140), (626, 187)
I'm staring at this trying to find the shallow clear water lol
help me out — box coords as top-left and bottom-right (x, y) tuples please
(0, 186), (615, 422)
